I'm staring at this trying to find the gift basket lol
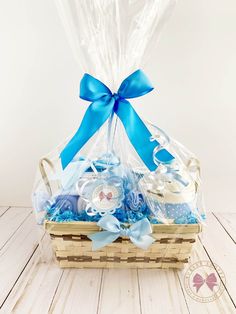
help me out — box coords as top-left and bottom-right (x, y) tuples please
(32, 0), (205, 269)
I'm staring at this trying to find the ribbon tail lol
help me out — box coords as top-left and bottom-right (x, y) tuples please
(193, 282), (204, 293)
(115, 99), (174, 171)
(88, 230), (120, 251)
(60, 98), (114, 169)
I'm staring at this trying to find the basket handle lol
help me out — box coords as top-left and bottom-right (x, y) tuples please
(39, 157), (61, 196)
(187, 157), (201, 176)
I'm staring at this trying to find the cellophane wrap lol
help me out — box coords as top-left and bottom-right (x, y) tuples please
(32, 0), (205, 241)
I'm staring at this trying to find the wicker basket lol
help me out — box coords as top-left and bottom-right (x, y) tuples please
(40, 157), (202, 269)
(45, 220), (201, 269)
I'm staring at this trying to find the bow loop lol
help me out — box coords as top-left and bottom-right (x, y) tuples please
(118, 69), (154, 99)
(80, 74), (112, 101)
(97, 214), (121, 233)
(129, 218), (152, 238)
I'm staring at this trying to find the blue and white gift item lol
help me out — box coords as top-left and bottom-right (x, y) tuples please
(53, 195), (79, 214)
(32, 0), (206, 232)
(140, 173), (197, 223)
(77, 174), (125, 217)
(126, 190), (147, 213)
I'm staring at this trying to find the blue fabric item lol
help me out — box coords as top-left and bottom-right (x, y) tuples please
(126, 190), (147, 212)
(54, 195), (79, 213)
(174, 212), (199, 224)
(60, 70), (174, 171)
(88, 215), (155, 250)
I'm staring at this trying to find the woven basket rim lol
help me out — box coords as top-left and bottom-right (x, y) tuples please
(44, 219), (201, 226)
(44, 220), (202, 234)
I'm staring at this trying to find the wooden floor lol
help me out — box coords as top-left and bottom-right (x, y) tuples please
(0, 207), (235, 314)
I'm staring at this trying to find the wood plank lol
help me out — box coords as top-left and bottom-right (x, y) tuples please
(0, 207), (32, 250)
(0, 213), (38, 307)
(214, 213), (236, 243)
(1, 248), (41, 313)
(49, 269), (102, 314)
(138, 269), (189, 314)
(5, 259), (63, 313)
(198, 213), (236, 304)
(177, 234), (236, 313)
(98, 269), (140, 314)
(1, 233), (62, 314)
(0, 207), (10, 217)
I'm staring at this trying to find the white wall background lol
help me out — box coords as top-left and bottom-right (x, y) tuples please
(0, 0), (236, 212)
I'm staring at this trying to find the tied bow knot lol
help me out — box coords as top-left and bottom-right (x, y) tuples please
(120, 225), (131, 237)
(88, 215), (155, 251)
(112, 92), (120, 102)
(60, 69), (174, 171)
(193, 273), (218, 292)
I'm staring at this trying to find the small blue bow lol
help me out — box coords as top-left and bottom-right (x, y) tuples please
(88, 215), (155, 250)
(60, 69), (174, 171)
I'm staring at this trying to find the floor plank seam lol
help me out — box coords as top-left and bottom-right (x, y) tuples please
(136, 269), (143, 314)
(3, 206), (33, 209)
(199, 236), (236, 309)
(0, 206), (10, 218)
(212, 213), (236, 244)
(2, 248), (43, 313)
(96, 269), (104, 314)
(0, 244), (39, 310)
(0, 210), (33, 252)
(48, 269), (65, 313)
(176, 271), (191, 314)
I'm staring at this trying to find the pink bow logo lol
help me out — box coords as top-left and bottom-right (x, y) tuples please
(193, 273), (218, 292)
(99, 191), (113, 201)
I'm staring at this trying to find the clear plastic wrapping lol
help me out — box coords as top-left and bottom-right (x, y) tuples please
(32, 0), (205, 254)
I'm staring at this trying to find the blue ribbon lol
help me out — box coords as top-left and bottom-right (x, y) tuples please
(88, 215), (155, 251)
(162, 166), (189, 187)
(60, 69), (174, 171)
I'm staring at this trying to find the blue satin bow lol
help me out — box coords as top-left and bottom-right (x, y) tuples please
(88, 215), (155, 251)
(60, 69), (174, 171)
